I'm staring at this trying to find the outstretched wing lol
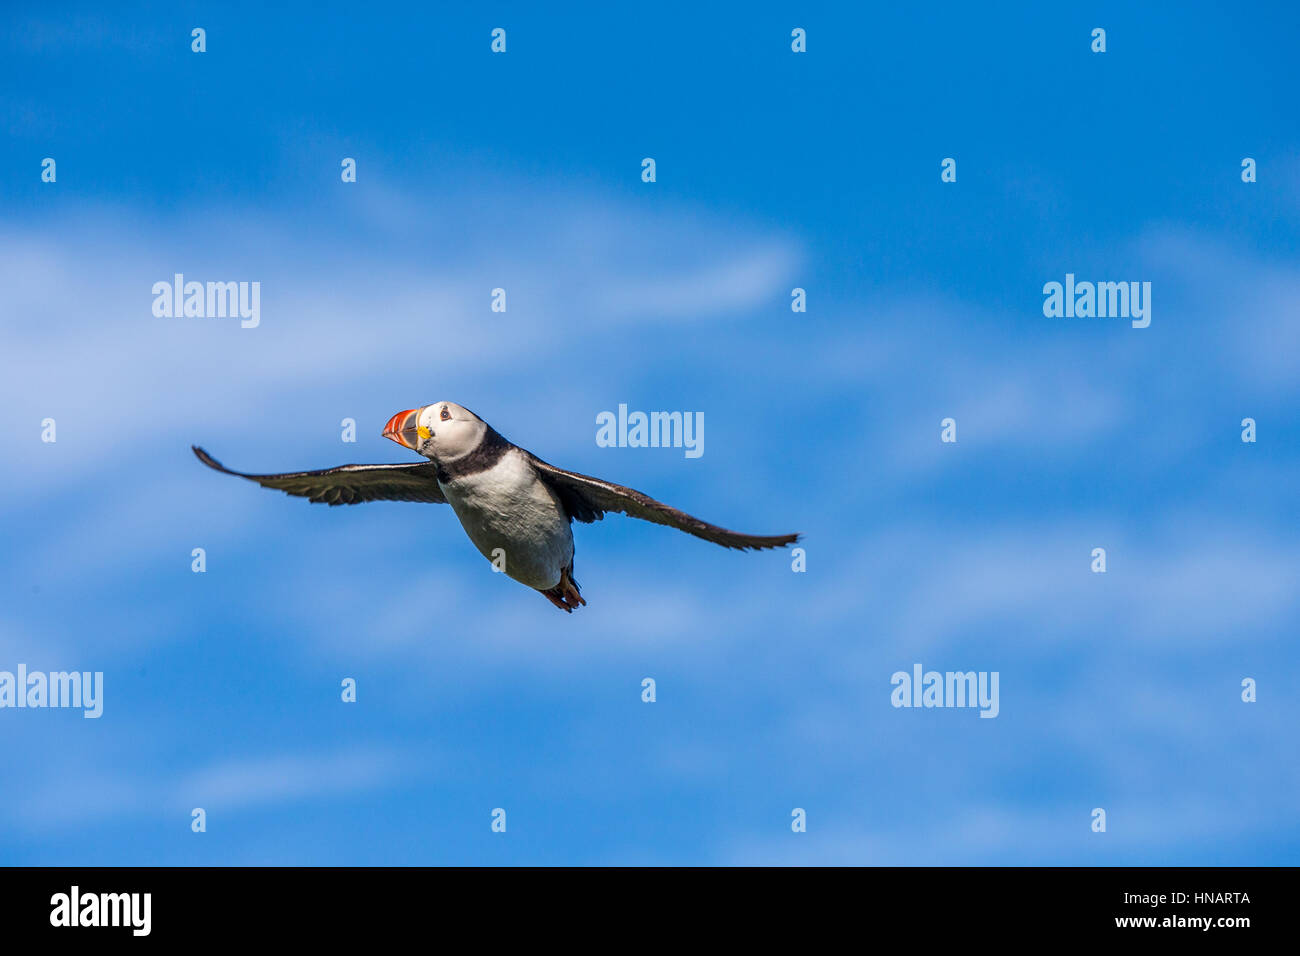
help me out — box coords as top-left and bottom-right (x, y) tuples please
(527, 453), (799, 551)
(192, 446), (447, 506)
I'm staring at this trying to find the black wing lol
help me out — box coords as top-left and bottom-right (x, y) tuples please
(192, 446), (446, 506)
(527, 453), (799, 551)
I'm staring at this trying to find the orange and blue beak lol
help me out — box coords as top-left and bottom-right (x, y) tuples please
(382, 408), (422, 449)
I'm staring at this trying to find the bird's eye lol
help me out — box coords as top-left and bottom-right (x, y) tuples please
(440, 406), (451, 421)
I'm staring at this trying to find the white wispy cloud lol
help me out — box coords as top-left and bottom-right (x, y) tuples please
(7, 745), (410, 832)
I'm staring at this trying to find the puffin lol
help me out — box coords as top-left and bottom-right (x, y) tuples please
(192, 402), (799, 611)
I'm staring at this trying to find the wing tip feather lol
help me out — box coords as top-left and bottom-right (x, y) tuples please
(192, 445), (230, 473)
(738, 531), (801, 551)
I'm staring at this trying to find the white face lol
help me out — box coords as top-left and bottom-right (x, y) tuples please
(414, 401), (487, 461)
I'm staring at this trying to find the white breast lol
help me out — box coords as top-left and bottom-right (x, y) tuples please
(438, 449), (574, 590)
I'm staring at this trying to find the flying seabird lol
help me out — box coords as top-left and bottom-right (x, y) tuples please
(193, 402), (799, 611)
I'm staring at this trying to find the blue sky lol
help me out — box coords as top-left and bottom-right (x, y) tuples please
(1, 1), (1297, 865)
